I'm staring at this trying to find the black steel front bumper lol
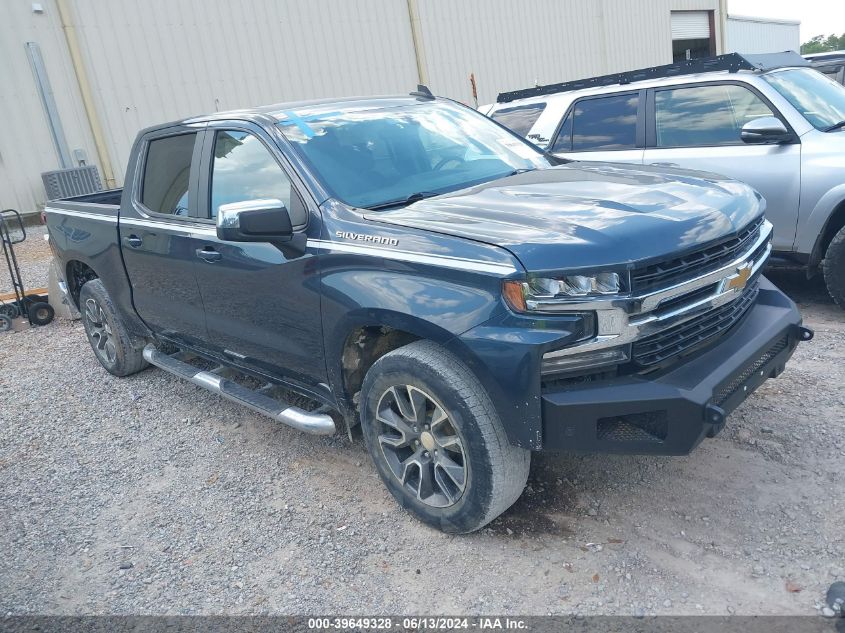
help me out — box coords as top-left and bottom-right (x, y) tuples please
(541, 277), (812, 455)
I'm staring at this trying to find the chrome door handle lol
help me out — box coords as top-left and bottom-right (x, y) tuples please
(195, 247), (222, 262)
(650, 162), (679, 167)
(123, 235), (143, 248)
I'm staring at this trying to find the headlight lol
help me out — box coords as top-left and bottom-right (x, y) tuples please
(503, 272), (622, 312)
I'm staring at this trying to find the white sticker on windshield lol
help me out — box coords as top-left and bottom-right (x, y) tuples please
(499, 137), (535, 159)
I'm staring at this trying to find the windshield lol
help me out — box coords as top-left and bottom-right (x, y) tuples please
(276, 100), (552, 208)
(763, 68), (845, 131)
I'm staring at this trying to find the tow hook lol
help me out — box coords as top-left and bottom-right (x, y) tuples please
(794, 325), (814, 342)
(704, 404), (726, 438)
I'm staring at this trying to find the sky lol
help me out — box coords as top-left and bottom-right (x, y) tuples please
(729, 0), (845, 42)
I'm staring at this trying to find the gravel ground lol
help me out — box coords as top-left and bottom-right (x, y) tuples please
(0, 237), (843, 616)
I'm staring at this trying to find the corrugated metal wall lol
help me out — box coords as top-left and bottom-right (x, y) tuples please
(70, 0), (421, 178)
(0, 1), (98, 216)
(417, 0), (721, 106)
(0, 0), (721, 215)
(726, 16), (800, 55)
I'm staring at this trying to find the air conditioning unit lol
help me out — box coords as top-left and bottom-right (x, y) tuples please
(41, 165), (103, 200)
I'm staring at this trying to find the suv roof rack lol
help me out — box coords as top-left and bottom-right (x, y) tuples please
(496, 51), (808, 103)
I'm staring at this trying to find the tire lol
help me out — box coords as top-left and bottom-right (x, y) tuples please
(0, 314), (11, 332)
(28, 301), (54, 326)
(360, 340), (530, 533)
(0, 303), (19, 319)
(79, 279), (148, 377)
(822, 225), (845, 309)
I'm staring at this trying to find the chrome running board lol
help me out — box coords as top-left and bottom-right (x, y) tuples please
(142, 344), (336, 435)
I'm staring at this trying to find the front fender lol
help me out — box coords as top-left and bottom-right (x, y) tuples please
(797, 183), (845, 258)
(319, 261), (509, 417)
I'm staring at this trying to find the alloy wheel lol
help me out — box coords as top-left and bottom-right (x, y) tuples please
(84, 298), (117, 365)
(375, 385), (468, 508)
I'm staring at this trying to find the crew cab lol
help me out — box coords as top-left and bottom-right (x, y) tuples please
(484, 52), (845, 308)
(45, 91), (811, 533)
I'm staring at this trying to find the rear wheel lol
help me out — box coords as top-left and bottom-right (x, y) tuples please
(360, 340), (530, 533)
(823, 225), (845, 309)
(0, 314), (11, 332)
(79, 279), (148, 376)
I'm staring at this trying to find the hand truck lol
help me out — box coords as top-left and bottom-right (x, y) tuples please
(0, 209), (54, 331)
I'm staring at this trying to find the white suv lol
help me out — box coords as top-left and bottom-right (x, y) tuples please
(483, 52), (845, 307)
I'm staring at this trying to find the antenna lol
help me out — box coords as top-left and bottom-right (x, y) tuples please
(410, 84), (435, 100)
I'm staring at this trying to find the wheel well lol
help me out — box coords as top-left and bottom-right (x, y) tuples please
(811, 200), (845, 267)
(341, 326), (419, 413)
(66, 260), (98, 309)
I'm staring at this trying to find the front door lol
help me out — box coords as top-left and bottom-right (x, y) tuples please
(190, 123), (326, 386)
(119, 127), (209, 347)
(643, 82), (801, 251)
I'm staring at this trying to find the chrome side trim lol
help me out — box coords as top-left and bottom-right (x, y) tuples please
(308, 239), (518, 275)
(44, 206), (118, 223)
(119, 217), (218, 236)
(44, 207), (519, 274)
(543, 220), (773, 361)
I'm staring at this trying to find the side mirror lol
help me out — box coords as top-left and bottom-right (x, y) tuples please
(741, 117), (792, 144)
(216, 199), (293, 243)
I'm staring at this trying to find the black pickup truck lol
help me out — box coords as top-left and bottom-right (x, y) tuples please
(45, 91), (812, 533)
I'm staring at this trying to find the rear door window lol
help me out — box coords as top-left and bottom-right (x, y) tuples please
(489, 103), (547, 137)
(654, 84), (776, 147)
(552, 93), (639, 152)
(141, 133), (198, 216)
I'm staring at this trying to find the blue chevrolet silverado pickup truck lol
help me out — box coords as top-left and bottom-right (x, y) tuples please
(45, 90), (812, 532)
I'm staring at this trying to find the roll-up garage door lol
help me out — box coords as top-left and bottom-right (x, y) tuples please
(671, 11), (711, 39)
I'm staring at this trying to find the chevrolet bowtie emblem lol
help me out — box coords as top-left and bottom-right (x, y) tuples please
(725, 263), (752, 292)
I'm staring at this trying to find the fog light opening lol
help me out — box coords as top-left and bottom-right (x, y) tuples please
(541, 346), (629, 376)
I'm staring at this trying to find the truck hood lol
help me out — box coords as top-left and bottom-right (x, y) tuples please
(365, 162), (764, 273)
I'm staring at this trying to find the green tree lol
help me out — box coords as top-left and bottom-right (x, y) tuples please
(801, 33), (845, 54)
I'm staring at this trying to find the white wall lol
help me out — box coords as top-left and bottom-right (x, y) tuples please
(0, 1), (98, 216)
(418, 0), (722, 106)
(0, 0), (722, 215)
(726, 15), (800, 55)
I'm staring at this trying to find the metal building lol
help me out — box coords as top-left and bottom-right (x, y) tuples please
(726, 14), (801, 55)
(1, 0), (725, 216)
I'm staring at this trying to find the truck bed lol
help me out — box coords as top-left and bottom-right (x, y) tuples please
(57, 188), (123, 207)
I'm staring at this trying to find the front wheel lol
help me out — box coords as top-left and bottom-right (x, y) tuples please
(79, 279), (148, 376)
(823, 225), (845, 309)
(360, 340), (530, 533)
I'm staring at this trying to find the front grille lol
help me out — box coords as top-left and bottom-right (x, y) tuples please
(632, 281), (759, 367)
(631, 217), (764, 293)
(713, 334), (789, 406)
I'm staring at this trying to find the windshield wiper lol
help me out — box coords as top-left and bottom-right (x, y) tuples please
(824, 120), (845, 132)
(365, 191), (440, 211)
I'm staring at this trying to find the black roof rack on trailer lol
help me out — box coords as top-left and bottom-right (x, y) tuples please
(496, 51), (809, 104)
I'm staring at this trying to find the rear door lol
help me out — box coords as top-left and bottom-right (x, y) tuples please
(190, 121), (326, 386)
(642, 81), (801, 250)
(119, 125), (209, 346)
(548, 91), (645, 164)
